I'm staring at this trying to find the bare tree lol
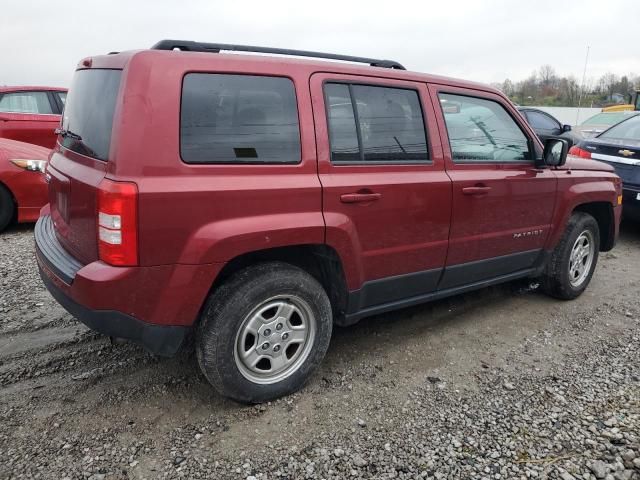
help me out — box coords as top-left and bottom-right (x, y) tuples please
(498, 66), (638, 107)
(501, 79), (514, 97)
(558, 77), (580, 107)
(539, 65), (557, 87)
(599, 73), (618, 99)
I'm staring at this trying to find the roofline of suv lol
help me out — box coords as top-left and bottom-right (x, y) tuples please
(76, 40), (500, 98)
(78, 46), (498, 97)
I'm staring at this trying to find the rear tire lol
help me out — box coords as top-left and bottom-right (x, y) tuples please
(541, 212), (600, 300)
(196, 262), (333, 403)
(0, 185), (15, 233)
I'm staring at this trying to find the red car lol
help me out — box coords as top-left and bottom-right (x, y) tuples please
(0, 86), (67, 149)
(36, 40), (621, 403)
(0, 138), (49, 231)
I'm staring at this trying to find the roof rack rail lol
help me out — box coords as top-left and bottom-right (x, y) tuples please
(151, 39), (406, 70)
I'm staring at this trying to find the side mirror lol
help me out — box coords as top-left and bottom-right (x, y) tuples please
(562, 124), (572, 132)
(543, 138), (568, 167)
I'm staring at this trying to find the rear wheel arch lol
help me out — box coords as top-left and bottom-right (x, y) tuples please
(572, 202), (615, 251)
(203, 244), (350, 325)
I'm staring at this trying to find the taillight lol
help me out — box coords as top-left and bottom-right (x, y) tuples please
(97, 179), (138, 266)
(568, 146), (592, 159)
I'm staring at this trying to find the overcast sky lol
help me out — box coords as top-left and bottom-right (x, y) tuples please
(2, 0), (639, 88)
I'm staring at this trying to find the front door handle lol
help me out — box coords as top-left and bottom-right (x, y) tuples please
(462, 186), (491, 195)
(340, 192), (382, 203)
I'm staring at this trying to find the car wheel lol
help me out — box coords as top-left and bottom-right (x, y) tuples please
(196, 261), (333, 403)
(0, 184), (16, 233)
(541, 212), (600, 300)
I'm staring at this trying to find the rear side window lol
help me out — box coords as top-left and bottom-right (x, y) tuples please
(598, 114), (640, 141)
(526, 110), (559, 131)
(61, 69), (122, 161)
(0, 91), (54, 114)
(324, 82), (429, 163)
(55, 91), (67, 107)
(181, 74), (301, 164)
(439, 93), (530, 163)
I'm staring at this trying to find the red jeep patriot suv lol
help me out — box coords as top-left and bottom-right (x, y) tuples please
(35, 40), (622, 403)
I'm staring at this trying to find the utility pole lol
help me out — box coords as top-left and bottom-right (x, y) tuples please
(576, 46), (590, 125)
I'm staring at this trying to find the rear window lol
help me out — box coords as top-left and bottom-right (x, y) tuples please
(180, 74), (301, 164)
(61, 69), (122, 161)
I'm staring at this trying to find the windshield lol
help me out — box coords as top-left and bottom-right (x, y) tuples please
(581, 112), (631, 126)
(599, 115), (640, 141)
(61, 69), (122, 161)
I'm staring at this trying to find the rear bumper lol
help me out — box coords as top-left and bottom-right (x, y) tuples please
(35, 215), (223, 356)
(38, 267), (187, 356)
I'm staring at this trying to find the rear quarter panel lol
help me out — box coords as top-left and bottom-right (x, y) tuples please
(111, 51), (324, 266)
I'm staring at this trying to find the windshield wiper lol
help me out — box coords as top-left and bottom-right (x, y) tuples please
(54, 128), (82, 141)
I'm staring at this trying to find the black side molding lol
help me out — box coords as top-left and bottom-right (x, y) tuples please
(438, 249), (542, 290)
(343, 268), (536, 325)
(347, 268), (442, 314)
(341, 249), (547, 326)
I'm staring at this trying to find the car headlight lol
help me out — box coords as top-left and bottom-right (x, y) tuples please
(9, 159), (47, 173)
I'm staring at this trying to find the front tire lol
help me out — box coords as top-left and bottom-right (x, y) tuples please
(196, 262), (333, 403)
(541, 212), (600, 300)
(0, 185), (15, 233)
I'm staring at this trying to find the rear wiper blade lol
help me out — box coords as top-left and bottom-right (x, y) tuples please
(54, 128), (82, 141)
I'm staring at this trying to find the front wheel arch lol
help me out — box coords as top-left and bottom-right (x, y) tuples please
(573, 202), (615, 251)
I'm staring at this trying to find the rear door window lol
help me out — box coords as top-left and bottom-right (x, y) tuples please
(180, 74), (301, 164)
(439, 93), (530, 163)
(0, 91), (54, 114)
(324, 82), (429, 163)
(324, 83), (360, 162)
(61, 69), (122, 161)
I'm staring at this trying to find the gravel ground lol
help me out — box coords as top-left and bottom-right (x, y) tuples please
(1, 222), (639, 480)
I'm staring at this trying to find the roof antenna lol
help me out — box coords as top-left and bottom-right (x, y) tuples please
(576, 45), (590, 126)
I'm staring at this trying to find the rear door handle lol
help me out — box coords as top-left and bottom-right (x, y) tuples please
(340, 192), (382, 203)
(462, 186), (492, 195)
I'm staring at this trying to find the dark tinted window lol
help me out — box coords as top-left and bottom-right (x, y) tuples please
(324, 83), (428, 163)
(352, 85), (428, 162)
(439, 93), (530, 163)
(324, 83), (360, 162)
(526, 110), (559, 131)
(181, 74), (300, 164)
(61, 69), (122, 161)
(0, 91), (53, 114)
